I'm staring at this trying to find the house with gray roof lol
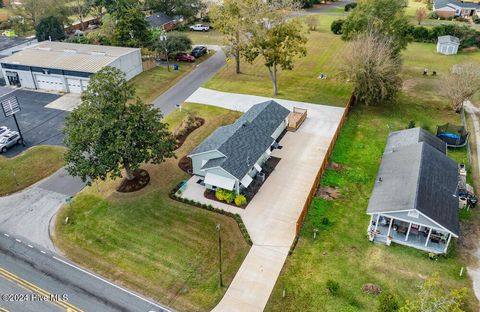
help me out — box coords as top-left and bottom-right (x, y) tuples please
(437, 35), (460, 55)
(434, 0), (480, 18)
(188, 101), (290, 194)
(367, 128), (460, 254)
(145, 12), (177, 32)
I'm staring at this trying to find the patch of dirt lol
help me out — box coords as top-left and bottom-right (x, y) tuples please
(362, 283), (382, 295)
(117, 169), (150, 193)
(174, 117), (205, 150)
(178, 155), (192, 173)
(316, 186), (341, 200)
(328, 161), (345, 171)
(402, 79), (417, 92)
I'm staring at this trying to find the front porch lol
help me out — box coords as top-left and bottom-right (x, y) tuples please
(368, 214), (452, 254)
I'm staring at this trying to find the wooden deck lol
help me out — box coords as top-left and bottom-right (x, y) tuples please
(287, 107), (307, 131)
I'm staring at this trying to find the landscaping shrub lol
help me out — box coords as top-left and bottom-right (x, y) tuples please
(407, 120), (416, 129)
(321, 217), (330, 225)
(331, 19), (344, 35)
(428, 12), (438, 19)
(224, 191), (235, 203)
(344, 2), (357, 11)
(234, 194), (247, 206)
(215, 188), (226, 201)
(326, 279), (340, 295)
(377, 291), (399, 312)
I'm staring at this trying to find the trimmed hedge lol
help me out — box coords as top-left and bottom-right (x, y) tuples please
(170, 182), (253, 245)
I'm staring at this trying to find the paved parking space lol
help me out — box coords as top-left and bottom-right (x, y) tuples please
(0, 88), (64, 157)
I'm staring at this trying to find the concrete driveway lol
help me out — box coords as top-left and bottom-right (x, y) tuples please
(185, 88), (345, 312)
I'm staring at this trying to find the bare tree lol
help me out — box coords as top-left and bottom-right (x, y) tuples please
(442, 63), (480, 112)
(415, 7), (427, 25)
(305, 15), (317, 31)
(341, 33), (402, 106)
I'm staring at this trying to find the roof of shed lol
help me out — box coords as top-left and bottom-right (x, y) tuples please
(438, 35), (460, 45)
(190, 101), (290, 180)
(0, 41), (139, 73)
(146, 12), (174, 27)
(367, 131), (460, 235)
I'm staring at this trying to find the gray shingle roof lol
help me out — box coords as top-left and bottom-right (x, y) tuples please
(438, 35), (460, 45)
(435, 0), (480, 9)
(367, 130), (459, 235)
(145, 12), (174, 28)
(190, 101), (290, 179)
(385, 127), (447, 154)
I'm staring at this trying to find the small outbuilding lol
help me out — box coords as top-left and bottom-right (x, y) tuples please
(437, 35), (460, 55)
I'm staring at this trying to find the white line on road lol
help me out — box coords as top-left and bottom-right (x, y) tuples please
(3, 234), (9, 237)
(15, 239), (21, 243)
(53, 256), (174, 312)
(40, 250), (46, 254)
(27, 245), (33, 248)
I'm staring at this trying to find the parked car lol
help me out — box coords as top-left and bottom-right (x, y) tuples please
(175, 52), (195, 62)
(0, 131), (22, 153)
(191, 46), (207, 58)
(189, 24), (210, 32)
(87, 23), (99, 30)
(0, 126), (9, 136)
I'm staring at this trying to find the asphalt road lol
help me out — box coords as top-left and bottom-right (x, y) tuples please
(152, 46), (226, 116)
(0, 234), (172, 312)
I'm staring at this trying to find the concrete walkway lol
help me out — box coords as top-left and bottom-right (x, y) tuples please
(0, 168), (84, 252)
(464, 100), (480, 300)
(186, 88), (345, 311)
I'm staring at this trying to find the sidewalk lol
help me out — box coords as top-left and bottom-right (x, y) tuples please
(186, 88), (345, 311)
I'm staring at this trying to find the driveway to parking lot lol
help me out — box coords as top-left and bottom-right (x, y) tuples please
(0, 88), (64, 157)
(185, 88), (345, 312)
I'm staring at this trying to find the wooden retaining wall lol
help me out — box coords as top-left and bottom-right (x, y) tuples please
(295, 95), (355, 236)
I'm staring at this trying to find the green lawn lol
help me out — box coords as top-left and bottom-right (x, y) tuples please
(130, 53), (213, 104)
(172, 30), (224, 46)
(204, 15), (351, 106)
(0, 8), (12, 22)
(53, 104), (249, 312)
(0, 146), (65, 196)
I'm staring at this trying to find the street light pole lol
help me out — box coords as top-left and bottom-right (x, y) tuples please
(216, 224), (223, 288)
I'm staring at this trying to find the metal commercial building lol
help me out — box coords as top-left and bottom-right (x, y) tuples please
(0, 41), (143, 93)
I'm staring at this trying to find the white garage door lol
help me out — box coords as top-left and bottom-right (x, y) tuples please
(35, 74), (65, 92)
(66, 78), (83, 93)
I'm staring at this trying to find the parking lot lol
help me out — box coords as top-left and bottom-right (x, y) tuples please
(0, 88), (64, 157)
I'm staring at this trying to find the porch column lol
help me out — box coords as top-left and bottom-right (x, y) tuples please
(405, 222), (413, 241)
(367, 215), (373, 232)
(425, 228), (432, 247)
(374, 215), (380, 233)
(444, 234), (452, 253)
(386, 218), (393, 237)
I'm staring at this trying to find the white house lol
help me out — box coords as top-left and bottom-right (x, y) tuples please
(437, 35), (460, 55)
(434, 0), (480, 18)
(188, 101), (290, 194)
(0, 41), (143, 93)
(367, 128), (460, 254)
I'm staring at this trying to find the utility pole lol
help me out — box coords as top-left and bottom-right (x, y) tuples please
(216, 224), (223, 287)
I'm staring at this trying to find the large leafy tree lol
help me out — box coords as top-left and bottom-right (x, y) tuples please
(210, 0), (249, 74)
(35, 16), (66, 41)
(146, 0), (202, 20)
(112, 7), (151, 47)
(63, 67), (176, 184)
(243, 0), (307, 96)
(10, 0), (70, 32)
(154, 32), (192, 70)
(341, 32), (402, 106)
(341, 0), (410, 54)
(87, 0), (136, 16)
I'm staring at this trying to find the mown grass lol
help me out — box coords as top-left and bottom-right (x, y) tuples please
(130, 53), (213, 104)
(172, 30), (224, 46)
(266, 94), (477, 311)
(0, 146), (65, 196)
(263, 14), (480, 312)
(53, 104), (248, 312)
(203, 15), (351, 106)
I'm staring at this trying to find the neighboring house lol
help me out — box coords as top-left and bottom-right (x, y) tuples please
(188, 101), (290, 194)
(0, 41), (142, 93)
(366, 128), (460, 254)
(433, 0), (480, 18)
(145, 12), (177, 32)
(437, 35), (460, 55)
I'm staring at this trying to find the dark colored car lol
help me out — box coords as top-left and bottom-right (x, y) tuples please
(191, 46), (207, 58)
(175, 52), (195, 62)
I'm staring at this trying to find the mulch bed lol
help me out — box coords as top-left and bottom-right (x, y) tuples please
(174, 117), (205, 150)
(178, 155), (193, 173)
(117, 169), (150, 193)
(243, 156), (281, 201)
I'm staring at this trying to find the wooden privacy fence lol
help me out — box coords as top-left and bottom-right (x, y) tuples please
(295, 95), (355, 236)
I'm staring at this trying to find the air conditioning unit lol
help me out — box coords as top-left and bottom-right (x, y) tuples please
(257, 172), (266, 182)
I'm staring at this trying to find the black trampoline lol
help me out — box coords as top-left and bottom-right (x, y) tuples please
(436, 123), (469, 148)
